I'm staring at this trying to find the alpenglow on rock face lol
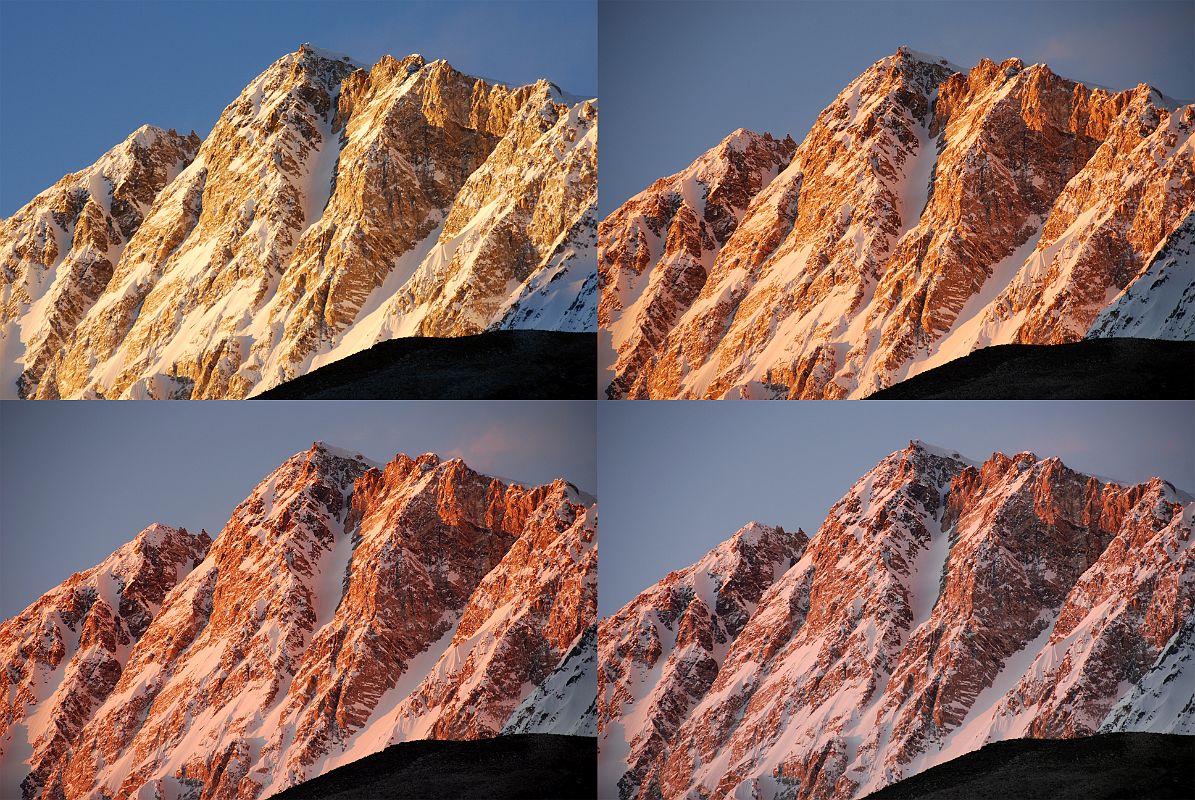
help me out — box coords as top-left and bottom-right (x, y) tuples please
(0, 443), (597, 800)
(600, 48), (1195, 399)
(1, 44), (597, 399)
(599, 441), (1195, 800)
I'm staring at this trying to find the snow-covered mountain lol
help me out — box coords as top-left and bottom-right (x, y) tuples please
(599, 441), (1194, 800)
(0, 443), (596, 799)
(0, 524), (211, 799)
(600, 47), (1194, 399)
(1, 44), (597, 399)
(598, 522), (808, 798)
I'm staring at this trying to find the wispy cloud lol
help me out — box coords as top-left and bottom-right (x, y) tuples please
(1040, 33), (1078, 62)
(443, 423), (530, 477)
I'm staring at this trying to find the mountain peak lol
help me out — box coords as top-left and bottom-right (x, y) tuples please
(1000, 55), (1027, 74)
(374, 51), (427, 75)
(893, 45), (962, 72)
(713, 127), (796, 157)
(296, 41), (362, 67)
(303, 441), (379, 470)
(123, 123), (168, 145)
(688, 521), (807, 580)
(885, 441), (980, 475)
(906, 439), (968, 460)
(731, 519), (786, 542)
(106, 124), (200, 161)
(131, 521), (196, 547)
(252, 42), (359, 90)
(415, 451), (442, 468)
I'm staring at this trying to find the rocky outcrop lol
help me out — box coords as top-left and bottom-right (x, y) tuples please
(603, 442), (1194, 800)
(598, 522), (808, 800)
(1100, 616), (1195, 734)
(504, 624), (598, 736)
(0, 127), (201, 399)
(350, 480), (596, 746)
(1, 444), (597, 800)
(2, 44), (597, 400)
(379, 85), (598, 338)
(602, 48), (1194, 399)
(0, 524), (211, 800)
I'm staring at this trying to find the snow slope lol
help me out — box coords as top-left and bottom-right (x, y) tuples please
(503, 625), (598, 736)
(1087, 211), (1195, 340)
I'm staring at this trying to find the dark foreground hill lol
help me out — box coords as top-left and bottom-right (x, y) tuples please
(253, 330), (596, 399)
(272, 734), (596, 799)
(862, 732), (1194, 800)
(867, 338), (1194, 399)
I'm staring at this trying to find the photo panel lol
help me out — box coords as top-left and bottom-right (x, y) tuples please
(0, 400), (597, 797)
(597, 0), (1193, 400)
(597, 399), (1194, 798)
(1, 1), (597, 401)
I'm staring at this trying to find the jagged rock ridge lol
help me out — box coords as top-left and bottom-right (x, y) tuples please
(600, 47), (1194, 398)
(2, 43), (597, 399)
(0, 443), (596, 799)
(600, 441), (1194, 800)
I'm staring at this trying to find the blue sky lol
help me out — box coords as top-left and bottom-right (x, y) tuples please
(599, 0), (1195, 216)
(0, 401), (594, 619)
(597, 401), (1195, 615)
(0, 0), (596, 217)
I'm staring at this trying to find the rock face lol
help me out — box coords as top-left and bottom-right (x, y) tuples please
(380, 85), (598, 338)
(0, 127), (201, 399)
(601, 48), (1195, 399)
(601, 441), (1194, 800)
(1099, 616), (1195, 735)
(0, 444), (597, 800)
(0, 525), (211, 800)
(599, 130), (797, 398)
(328, 479), (597, 751)
(1, 44), (597, 400)
(598, 522), (809, 800)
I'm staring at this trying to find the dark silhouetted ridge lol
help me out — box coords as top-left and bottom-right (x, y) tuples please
(862, 732), (1194, 800)
(867, 339), (1194, 399)
(271, 733), (596, 799)
(253, 330), (596, 399)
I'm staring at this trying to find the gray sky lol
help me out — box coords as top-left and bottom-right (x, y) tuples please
(597, 401), (1195, 616)
(598, 0), (1195, 217)
(0, 401), (594, 619)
